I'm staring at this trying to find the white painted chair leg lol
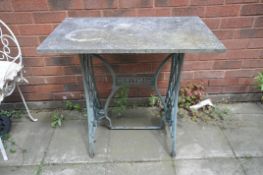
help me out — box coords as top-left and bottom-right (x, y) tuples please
(0, 137), (8, 161)
(17, 85), (38, 122)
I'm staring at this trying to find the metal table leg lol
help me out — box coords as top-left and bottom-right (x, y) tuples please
(165, 53), (184, 157)
(80, 54), (102, 157)
(153, 53), (185, 157)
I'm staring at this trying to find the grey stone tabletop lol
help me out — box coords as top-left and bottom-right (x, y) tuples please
(37, 17), (226, 54)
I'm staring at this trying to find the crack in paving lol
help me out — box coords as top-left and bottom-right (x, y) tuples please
(34, 128), (56, 175)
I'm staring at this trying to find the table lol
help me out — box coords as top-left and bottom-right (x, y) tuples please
(37, 17), (225, 158)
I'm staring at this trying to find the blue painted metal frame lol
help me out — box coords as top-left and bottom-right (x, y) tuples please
(80, 53), (184, 157)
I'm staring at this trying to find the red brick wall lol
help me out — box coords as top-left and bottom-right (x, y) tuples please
(1, 0), (263, 102)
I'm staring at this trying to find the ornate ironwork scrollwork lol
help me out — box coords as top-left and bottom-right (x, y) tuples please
(0, 20), (22, 64)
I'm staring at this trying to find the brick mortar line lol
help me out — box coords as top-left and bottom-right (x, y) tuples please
(5, 3), (263, 13)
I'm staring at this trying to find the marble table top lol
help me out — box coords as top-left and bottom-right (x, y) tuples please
(37, 17), (226, 54)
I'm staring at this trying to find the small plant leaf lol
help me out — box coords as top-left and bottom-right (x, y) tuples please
(9, 148), (16, 154)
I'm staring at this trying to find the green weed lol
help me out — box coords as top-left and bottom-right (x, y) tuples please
(65, 100), (81, 111)
(112, 86), (129, 116)
(255, 71), (263, 102)
(0, 110), (24, 119)
(50, 111), (64, 128)
(148, 94), (161, 107)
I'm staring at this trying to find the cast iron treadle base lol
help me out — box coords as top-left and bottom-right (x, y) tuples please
(80, 53), (184, 158)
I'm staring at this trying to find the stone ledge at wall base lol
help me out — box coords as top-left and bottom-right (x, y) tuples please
(0, 92), (262, 110)
(209, 93), (262, 103)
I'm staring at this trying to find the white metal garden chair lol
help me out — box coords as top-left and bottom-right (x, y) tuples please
(0, 20), (37, 160)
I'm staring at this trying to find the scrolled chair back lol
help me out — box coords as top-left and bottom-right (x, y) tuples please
(0, 20), (24, 101)
(0, 20), (22, 65)
(0, 20), (37, 122)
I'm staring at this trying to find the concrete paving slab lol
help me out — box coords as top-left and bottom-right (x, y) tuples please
(11, 110), (51, 123)
(218, 103), (263, 114)
(106, 161), (175, 175)
(222, 126), (263, 157)
(219, 114), (263, 128)
(33, 110), (85, 121)
(13, 110), (85, 123)
(176, 120), (234, 159)
(108, 130), (171, 161)
(42, 164), (106, 175)
(44, 120), (109, 164)
(0, 165), (38, 175)
(1, 102), (262, 174)
(0, 118), (54, 166)
(174, 158), (245, 175)
(218, 108), (263, 157)
(61, 110), (86, 120)
(110, 107), (162, 128)
(256, 102), (263, 108)
(239, 157), (263, 175)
